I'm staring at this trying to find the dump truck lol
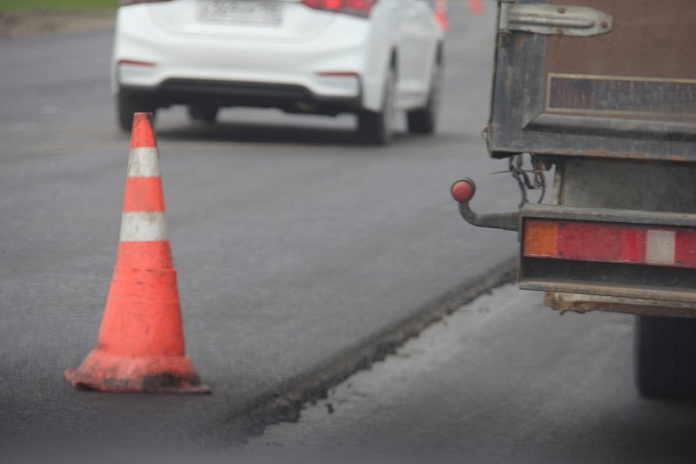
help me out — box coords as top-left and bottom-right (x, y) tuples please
(451, 0), (696, 398)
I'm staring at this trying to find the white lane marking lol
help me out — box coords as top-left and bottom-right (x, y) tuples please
(120, 212), (168, 242)
(646, 230), (676, 265)
(127, 147), (160, 177)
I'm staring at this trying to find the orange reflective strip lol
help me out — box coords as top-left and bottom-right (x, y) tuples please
(123, 177), (166, 212)
(130, 113), (157, 148)
(524, 220), (559, 258)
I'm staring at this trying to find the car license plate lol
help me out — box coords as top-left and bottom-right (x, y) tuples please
(199, 0), (282, 25)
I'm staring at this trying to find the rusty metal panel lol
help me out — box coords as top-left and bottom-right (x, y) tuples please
(544, 292), (696, 318)
(487, 0), (696, 162)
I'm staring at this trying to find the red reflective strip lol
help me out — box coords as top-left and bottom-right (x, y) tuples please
(123, 177), (166, 212)
(557, 222), (623, 262)
(620, 228), (646, 263)
(524, 219), (696, 269)
(676, 230), (696, 267)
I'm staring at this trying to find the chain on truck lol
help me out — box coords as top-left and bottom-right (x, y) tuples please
(451, 0), (696, 399)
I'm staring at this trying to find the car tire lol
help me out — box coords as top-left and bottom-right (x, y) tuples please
(406, 55), (443, 135)
(635, 315), (696, 399)
(188, 104), (219, 124)
(358, 66), (397, 146)
(117, 92), (156, 132)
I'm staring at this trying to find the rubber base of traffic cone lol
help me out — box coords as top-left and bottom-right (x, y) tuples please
(64, 350), (210, 394)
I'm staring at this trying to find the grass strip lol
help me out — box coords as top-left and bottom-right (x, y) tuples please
(0, 0), (117, 11)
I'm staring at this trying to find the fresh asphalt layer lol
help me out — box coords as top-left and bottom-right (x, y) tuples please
(245, 286), (696, 464)
(0, 3), (519, 454)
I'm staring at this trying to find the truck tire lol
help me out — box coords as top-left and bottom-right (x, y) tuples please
(635, 315), (696, 399)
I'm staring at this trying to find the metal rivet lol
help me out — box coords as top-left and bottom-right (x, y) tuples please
(558, 7), (566, 13)
(601, 21), (609, 28)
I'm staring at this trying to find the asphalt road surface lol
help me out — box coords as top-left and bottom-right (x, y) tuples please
(2, 4), (695, 463)
(0, 2), (519, 457)
(246, 286), (696, 464)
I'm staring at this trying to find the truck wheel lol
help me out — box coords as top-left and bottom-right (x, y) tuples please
(358, 66), (396, 146)
(635, 315), (696, 399)
(407, 57), (443, 135)
(117, 93), (156, 132)
(188, 104), (218, 124)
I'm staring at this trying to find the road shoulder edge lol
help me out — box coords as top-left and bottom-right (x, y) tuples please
(0, 9), (115, 40)
(213, 256), (518, 440)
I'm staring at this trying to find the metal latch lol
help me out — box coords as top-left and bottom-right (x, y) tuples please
(499, 3), (613, 37)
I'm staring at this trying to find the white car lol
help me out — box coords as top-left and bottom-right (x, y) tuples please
(113, 0), (445, 144)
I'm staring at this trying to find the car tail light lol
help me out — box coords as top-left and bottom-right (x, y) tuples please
(302, 0), (377, 18)
(121, 0), (172, 6)
(317, 71), (360, 77)
(523, 219), (696, 269)
(118, 59), (156, 67)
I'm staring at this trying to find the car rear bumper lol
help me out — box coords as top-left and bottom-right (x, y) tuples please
(113, 5), (371, 111)
(120, 78), (363, 115)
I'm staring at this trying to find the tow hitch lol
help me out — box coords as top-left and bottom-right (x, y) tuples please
(450, 178), (519, 232)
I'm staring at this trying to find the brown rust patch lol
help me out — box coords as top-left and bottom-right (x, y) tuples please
(513, 33), (529, 51)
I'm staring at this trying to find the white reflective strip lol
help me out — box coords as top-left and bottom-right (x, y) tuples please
(119, 212), (168, 242)
(127, 147), (160, 177)
(646, 230), (676, 265)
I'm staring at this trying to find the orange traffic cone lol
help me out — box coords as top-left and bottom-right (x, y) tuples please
(435, 0), (450, 32)
(468, 0), (483, 15)
(65, 113), (209, 394)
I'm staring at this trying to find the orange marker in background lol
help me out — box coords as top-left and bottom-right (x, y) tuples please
(435, 0), (450, 32)
(64, 113), (209, 394)
(468, 0), (483, 15)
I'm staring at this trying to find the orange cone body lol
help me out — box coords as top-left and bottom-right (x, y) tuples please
(65, 113), (209, 394)
(468, 0), (483, 15)
(435, 0), (450, 32)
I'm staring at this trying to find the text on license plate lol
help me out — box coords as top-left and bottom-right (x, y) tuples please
(199, 0), (282, 25)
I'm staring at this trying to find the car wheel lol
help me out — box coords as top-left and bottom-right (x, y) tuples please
(635, 315), (696, 399)
(117, 92), (156, 132)
(188, 104), (219, 124)
(358, 66), (397, 146)
(406, 56), (443, 135)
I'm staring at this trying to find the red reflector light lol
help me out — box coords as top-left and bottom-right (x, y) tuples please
(118, 59), (156, 67)
(302, 0), (377, 17)
(523, 219), (696, 269)
(450, 179), (476, 203)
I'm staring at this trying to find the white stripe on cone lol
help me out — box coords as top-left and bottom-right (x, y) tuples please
(127, 147), (161, 178)
(645, 230), (676, 265)
(120, 212), (169, 242)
